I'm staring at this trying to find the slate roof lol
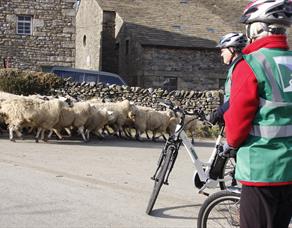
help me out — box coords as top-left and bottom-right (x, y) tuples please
(96, 0), (292, 48)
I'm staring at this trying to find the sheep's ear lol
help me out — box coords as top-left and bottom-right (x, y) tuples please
(129, 101), (135, 105)
(107, 111), (114, 115)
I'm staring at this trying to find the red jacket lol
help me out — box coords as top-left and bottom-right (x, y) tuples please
(224, 35), (289, 148)
(224, 35), (291, 186)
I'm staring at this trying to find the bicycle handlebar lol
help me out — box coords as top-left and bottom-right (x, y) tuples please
(158, 98), (211, 125)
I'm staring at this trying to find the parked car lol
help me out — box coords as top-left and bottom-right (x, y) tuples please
(47, 67), (127, 85)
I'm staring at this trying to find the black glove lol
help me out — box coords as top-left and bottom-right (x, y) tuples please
(209, 101), (229, 125)
(219, 143), (237, 158)
(209, 110), (222, 125)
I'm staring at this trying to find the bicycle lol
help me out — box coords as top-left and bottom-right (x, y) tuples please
(145, 99), (237, 215)
(197, 187), (241, 228)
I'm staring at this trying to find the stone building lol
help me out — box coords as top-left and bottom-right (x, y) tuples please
(76, 0), (250, 90)
(76, 0), (292, 90)
(0, 0), (76, 71)
(2, 0), (292, 90)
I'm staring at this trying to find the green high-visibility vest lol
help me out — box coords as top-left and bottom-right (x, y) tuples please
(224, 56), (242, 101)
(224, 64), (233, 101)
(235, 48), (292, 183)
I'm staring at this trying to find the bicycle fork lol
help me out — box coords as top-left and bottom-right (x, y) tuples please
(151, 140), (181, 185)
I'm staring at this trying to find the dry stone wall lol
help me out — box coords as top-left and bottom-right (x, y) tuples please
(52, 80), (223, 114)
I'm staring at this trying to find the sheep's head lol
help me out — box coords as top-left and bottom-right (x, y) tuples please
(106, 110), (115, 122)
(128, 111), (136, 121)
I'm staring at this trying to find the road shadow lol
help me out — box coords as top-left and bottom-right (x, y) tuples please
(149, 203), (202, 219)
(0, 132), (216, 149)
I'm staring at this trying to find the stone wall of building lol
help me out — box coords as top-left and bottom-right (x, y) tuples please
(115, 23), (144, 86)
(75, 0), (103, 70)
(141, 46), (227, 90)
(0, 0), (76, 71)
(101, 11), (118, 73)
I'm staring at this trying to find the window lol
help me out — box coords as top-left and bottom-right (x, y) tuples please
(115, 42), (119, 50)
(163, 77), (177, 91)
(83, 35), (87, 47)
(17, 15), (32, 35)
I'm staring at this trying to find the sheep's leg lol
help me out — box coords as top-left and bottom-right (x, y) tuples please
(118, 128), (123, 138)
(78, 126), (87, 142)
(127, 128), (134, 138)
(41, 129), (49, 142)
(123, 128), (132, 138)
(152, 130), (157, 141)
(145, 130), (151, 140)
(94, 129), (105, 140)
(64, 128), (71, 137)
(85, 129), (90, 141)
(104, 125), (114, 136)
(28, 126), (34, 134)
(53, 129), (63, 140)
(191, 132), (195, 145)
(8, 125), (15, 142)
(162, 133), (167, 141)
(109, 124), (119, 137)
(153, 132), (163, 141)
(135, 129), (142, 141)
(35, 128), (42, 143)
(15, 128), (23, 140)
(48, 130), (53, 139)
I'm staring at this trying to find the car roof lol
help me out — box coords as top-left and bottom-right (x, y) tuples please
(50, 66), (126, 84)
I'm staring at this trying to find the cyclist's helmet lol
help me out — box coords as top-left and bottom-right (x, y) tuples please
(240, 0), (292, 26)
(216, 32), (248, 50)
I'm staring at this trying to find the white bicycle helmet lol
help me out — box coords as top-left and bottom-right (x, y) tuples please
(216, 32), (248, 50)
(240, 0), (292, 26)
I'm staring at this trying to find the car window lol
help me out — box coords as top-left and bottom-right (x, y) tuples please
(52, 69), (125, 85)
(99, 74), (124, 85)
(85, 73), (99, 83)
(53, 70), (82, 82)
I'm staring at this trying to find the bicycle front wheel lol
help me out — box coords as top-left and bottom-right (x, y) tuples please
(145, 145), (175, 215)
(197, 190), (240, 228)
(219, 157), (239, 189)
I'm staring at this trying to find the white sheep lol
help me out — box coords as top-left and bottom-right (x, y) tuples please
(129, 105), (175, 141)
(89, 99), (133, 138)
(84, 106), (114, 140)
(128, 105), (153, 140)
(70, 101), (95, 141)
(48, 106), (75, 139)
(0, 97), (67, 142)
(184, 115), (200, 144)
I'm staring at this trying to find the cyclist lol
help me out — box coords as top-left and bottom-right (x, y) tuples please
(223, 0), (292, 227)
(209, 32), (247, 124)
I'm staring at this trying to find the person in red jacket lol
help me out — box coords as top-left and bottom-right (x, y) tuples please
(223, 0), (292, 227)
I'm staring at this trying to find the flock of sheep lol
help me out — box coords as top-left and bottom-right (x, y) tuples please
(0, 91), (202, 143)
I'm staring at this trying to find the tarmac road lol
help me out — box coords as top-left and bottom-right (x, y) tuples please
(1, 136), (291, 228)
(0, 136), (217, 228)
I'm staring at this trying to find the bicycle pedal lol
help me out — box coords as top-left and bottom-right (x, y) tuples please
(150, 176), (155, 180)
(164, 181), (169, 185)
(201, 191), (209, 197)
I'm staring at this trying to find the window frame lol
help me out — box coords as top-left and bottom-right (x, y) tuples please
(17, 15), (32, 35)
(163, 76), (178, 91)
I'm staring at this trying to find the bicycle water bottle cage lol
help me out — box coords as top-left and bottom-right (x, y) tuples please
(209, 146), (228, 180)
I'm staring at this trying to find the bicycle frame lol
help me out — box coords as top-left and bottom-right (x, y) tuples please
(146, 100), (236, 215)
(173, 122), (225, 193)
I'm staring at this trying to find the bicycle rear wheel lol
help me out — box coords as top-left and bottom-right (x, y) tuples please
(145, 145), (175, 215)
(197, 190), (240, 228)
